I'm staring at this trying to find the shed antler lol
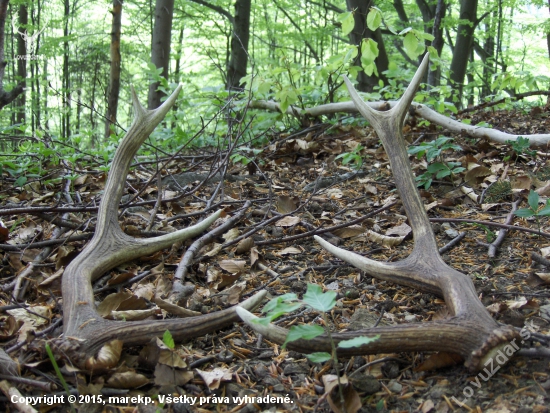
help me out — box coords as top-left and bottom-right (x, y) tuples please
(237, 55), (519, 372)
(57, 85), (265, 369)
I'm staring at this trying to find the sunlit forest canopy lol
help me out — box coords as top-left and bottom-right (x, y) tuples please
(0, 0), (548, 159)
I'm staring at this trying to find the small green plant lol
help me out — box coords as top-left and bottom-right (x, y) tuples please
(505, 136), (536, 162)
(230, 147), (263, 167)
(407, 136), (465, 189)
(514, 190), (550, 234)
(415, 161), (465, 190)
(256, 285), (377, 361)
(162, 329), (175, 349)
(335, 144), (365, 170)
(473, 223), (496, 243)
(255, 284), (379, 410)
(484, 180), (512, 203)
(408, 136), (461, 162)
(45, 343), (77, 413)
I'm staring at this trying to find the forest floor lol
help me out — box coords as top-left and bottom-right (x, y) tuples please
(1, 104), (550, 413)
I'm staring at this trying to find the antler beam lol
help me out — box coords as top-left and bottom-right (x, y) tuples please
(237, 54), (519, 372)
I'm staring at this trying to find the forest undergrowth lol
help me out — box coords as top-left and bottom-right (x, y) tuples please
(1, 104), (550, 413)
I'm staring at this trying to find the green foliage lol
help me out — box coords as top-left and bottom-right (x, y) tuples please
(45, 343), (77, 413)
(162, 330), (175, 349)
(256, 283), (379, 364)
(506, 136), (537, 160)
(484, 180), (512, 203)
(334, 144), (364, 169)
(337, 335), (380, 348)
(514, 190), (550, 235)
(473, 223), (497, 243)
(408, 136), (462, 162)
(515, 190), (550, 218)
(408, 137), (465, 189)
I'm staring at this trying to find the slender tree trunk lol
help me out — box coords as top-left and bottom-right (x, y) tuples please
(0, 0), (24, 110)
(467, 48), (475, 106)
(31, 2), (41, 133)
(62, 0), (71, 139)
(148, 0), (174, 109)
(449, 0), (478, 105)
(226, 0), (251, 90)
(345, 0), (388, 92)
(393, 0), (409, 22)
(15, 3), (27, 125)
(105, 0), (123, 139)
(547, 0), (550, 60)
(427, 0), (446, 88)
(480, 12), (496, 99)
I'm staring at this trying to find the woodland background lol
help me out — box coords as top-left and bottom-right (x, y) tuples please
(0, 0), (548, 170)
(0, 1), (549, 412)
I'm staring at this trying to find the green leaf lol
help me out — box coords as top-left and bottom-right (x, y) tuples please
(260, 302), (303, 323)
(302, 284), (336, 312)
(262, 293), (298, 313)
(514, 208), (535, 218)
(14, 176), (27, 187)
(339, 12), (355, 36)
(403, 32), (419, 58)
(538, 205), (550, 216)
(421, 32), (435, 41)
(427, 162), (447, 173)
(338, 335), (380, 348)
(162, 330), (175, 349)
(307, 352), (332, 363)
(528, 190), (539, 210)
(283, 324), (325, 348)
(366, 8), (382, 31)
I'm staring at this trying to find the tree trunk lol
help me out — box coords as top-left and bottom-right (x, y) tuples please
(0, 0), (24, 110)
(393, 0), (409, 22)
(15, 3), (27, 125)
(345, 0), (388, 92)
(426, 0), (445, 88)
(62, 0), (71, 139)
(148, 0), (174, 109)
(480, 12), (496, 99)
(547, 0), (550, 60)
(449, 0), (477, 105)
(226, 0), (251, 91)
(105, 0), (123, 139)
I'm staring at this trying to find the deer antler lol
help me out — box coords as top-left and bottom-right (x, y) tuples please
(237, 54), (519, 372)
(57, 85), (265, 368)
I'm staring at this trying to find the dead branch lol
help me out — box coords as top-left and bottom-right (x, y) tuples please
(238, 55), (519, 373)
(247, 95), (550, 148)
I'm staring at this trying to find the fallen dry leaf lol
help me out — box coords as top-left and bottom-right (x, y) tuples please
(107, 371), (149, 389)
(332, 225), (365, 239)
(154, 364), (193, 386)
(196, 367), (233, 390)
(85, 339), (123, 370)
(275, 215), (301, 227)
(276, 195), (298, 213)
(277, 246), (301, 256)
(235, 237), (254, 254)
(219, 259), (246, 274)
